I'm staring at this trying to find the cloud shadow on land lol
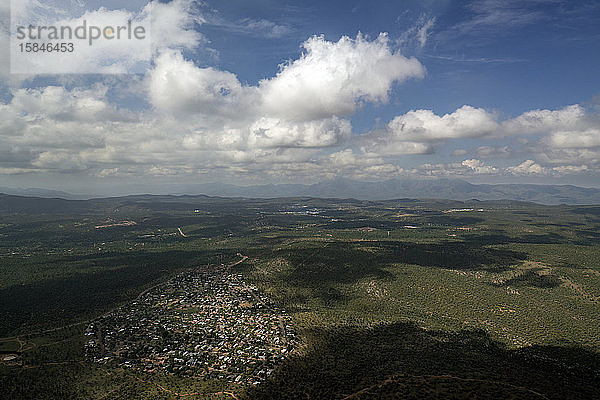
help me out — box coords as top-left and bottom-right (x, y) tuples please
(0, 249), (227, 336)
(246, 322), (600, 399)
(491, 269), (562, 289)
(267, 240), (527, 305)
(279, 240), (527, 279)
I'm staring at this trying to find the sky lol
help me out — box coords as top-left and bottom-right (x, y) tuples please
(1, 0), (599, 195)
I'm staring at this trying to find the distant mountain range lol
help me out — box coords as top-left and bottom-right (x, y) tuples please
(2, 178), (600, 205)
(0, 187), (88, 200)
(176, 178), (600, 205)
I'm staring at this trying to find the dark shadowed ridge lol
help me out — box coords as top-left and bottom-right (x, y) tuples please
(0, 187), (88, 200)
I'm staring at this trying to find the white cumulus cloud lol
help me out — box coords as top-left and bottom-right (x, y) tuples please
(259, 33), (425, 121)
(507, 160), (546, 176)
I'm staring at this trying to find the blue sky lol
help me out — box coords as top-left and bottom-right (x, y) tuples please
(200, 0), (599, 110)
(1, 0), (599, 194)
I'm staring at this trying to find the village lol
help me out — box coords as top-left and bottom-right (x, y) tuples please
(85, 262), (297, 385)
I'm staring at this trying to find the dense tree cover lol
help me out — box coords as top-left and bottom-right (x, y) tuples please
(247, 323), (600, 399)
(1, 196), (599, 398)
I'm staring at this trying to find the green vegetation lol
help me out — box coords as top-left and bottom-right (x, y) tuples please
(0, 194), (599, 398)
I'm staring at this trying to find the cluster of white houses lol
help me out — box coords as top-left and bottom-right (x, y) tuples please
(86, 266), (297, 384)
